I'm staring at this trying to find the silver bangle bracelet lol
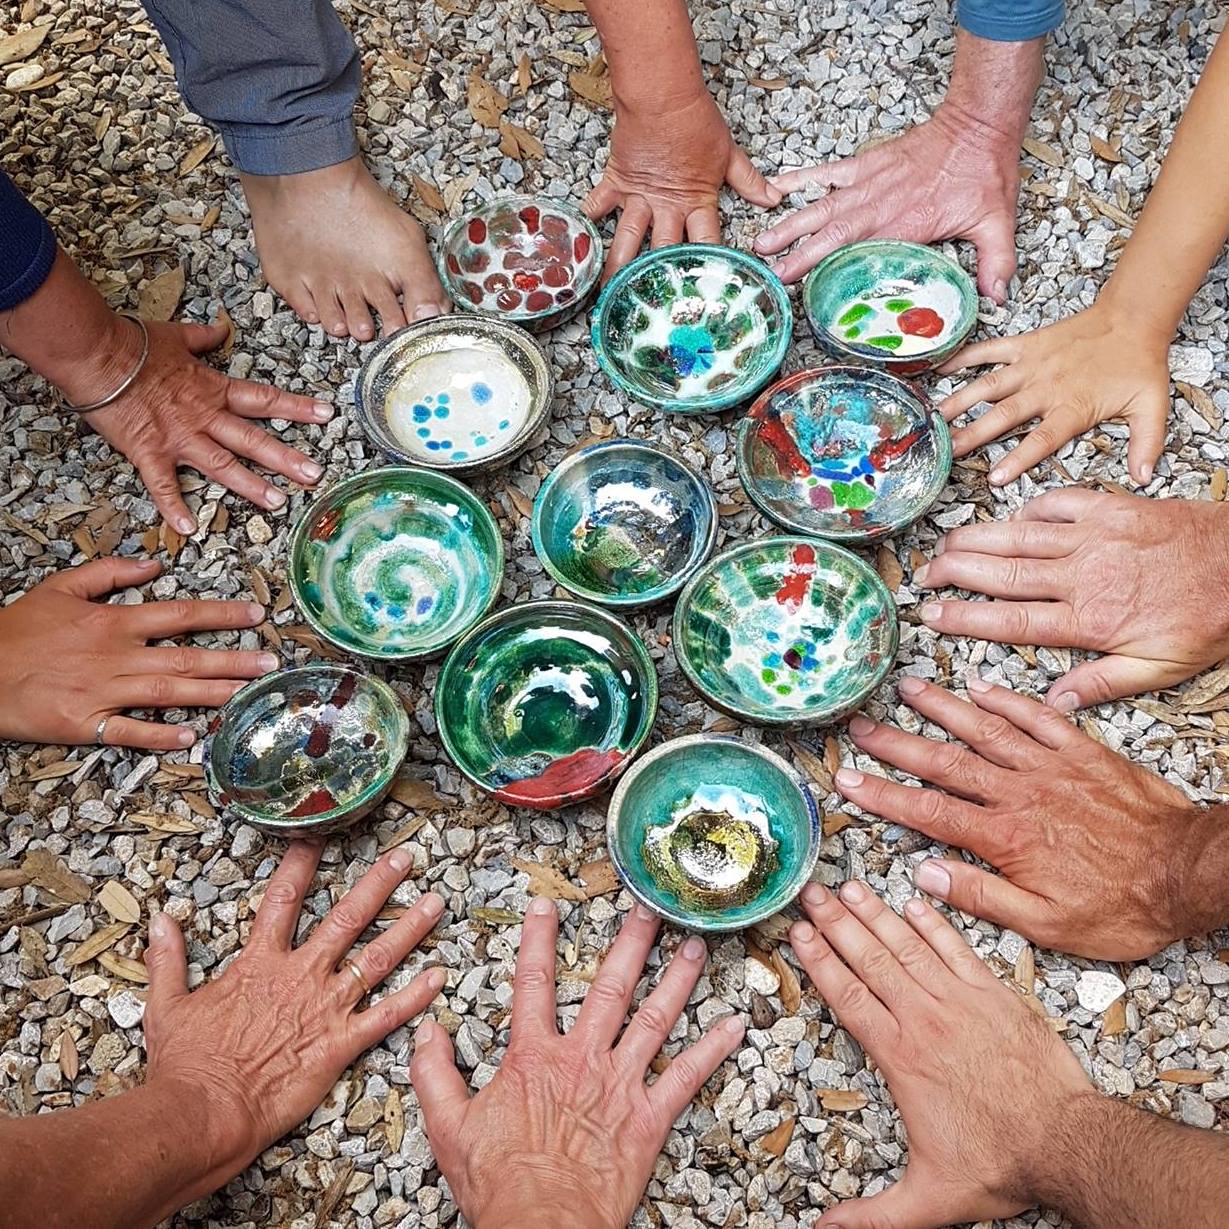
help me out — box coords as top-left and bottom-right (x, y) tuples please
(59, 313), (151, 414)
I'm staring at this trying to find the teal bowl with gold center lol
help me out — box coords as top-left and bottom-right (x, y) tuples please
(591, 243), (792, 413)
(672, 537), (898, 726)
(435, 600), (658, 810)
(607, 734), (821, 931)
(289, 467), (503, 660)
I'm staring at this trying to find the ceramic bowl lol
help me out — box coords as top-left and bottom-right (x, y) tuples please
(607, 734), (821, 931)
(289, 467), (503, 661)
(591, 243), (792, 413)
(435, 600), (658, 809)
(439, 195), (603, 331)
(354, 315), (553, 473)
(673, 537), (898, 726)
(802, 239), (978, 375)
(530, 439), (718, 608)
(203, 665), (410, 837)
(735, 366), (952, 545)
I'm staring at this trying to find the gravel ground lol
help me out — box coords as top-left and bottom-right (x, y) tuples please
(3, 1), (1228, 1226)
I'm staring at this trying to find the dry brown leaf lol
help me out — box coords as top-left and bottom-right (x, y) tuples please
(1087, 195), (1135, 229)
(875, 545), (903, 592)
(0, 869), (31, 890)
(578, 857), (620, 897)
(471, 906), (521, 925)
(759, 1115), (795, 1157)
(517, 52), (532, 95)
(248, 566), (271, 607)
(1158, 1068), (1215, 1085)
(98, 881), (141, 925)
(413, 174), (446, 213)
(385, 1089), (405, 1151)
(501, 120), (544, 160)
(389, 778), (451, 809)
(128, 811), (200, 835)
(819, 1088), (869, 1112)
(26, 760), (79, 782)
(178, 133), (216, 176)
(785, 738), (832, 794)
(200, 203), (221, 232)
(138, 264), (185, 321)
(748, 77), (788, 90)
(214, 305), (235, 361)
(823, 811), (855, 837)
(1100, 996), (1127, 1037)
(22, 848), (91, 903)
(182, 792), (217, 820)
(1212, 468), (1227, 502)
(467, 69), (509, 129)
(537, 0), (587, 10)
(97, 951), (149, 983)
(1176, 662), (1229, 711)
(1089, 133), (1122, 163)
(770, 948), (802, 1014)
(160, 520), (185, 560)
(282, 625), (346, 660)
(0, 24), (50, 66)
(511, 856), (587, 901)
(1176, 381), (1221, 431)
(507, 486), (534, 519)
(57, 1029), (79, 1081)
(1014, 945), (1035, 992)
(569, 55), (613, 109)
(1021, 137), (1064, 168)
(65, 922), (131, 967)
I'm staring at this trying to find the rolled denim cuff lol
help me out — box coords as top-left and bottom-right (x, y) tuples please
(218, 113), (359, 177)
(957, 0), (1064, 41)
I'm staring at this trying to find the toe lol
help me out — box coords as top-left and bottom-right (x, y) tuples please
(319, 290), (350, 339)
(367, 279), (408, 336)
(283, 279), (321, 327)
(338, 283), (376, 342)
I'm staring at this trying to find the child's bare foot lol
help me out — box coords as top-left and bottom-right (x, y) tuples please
(238, 157), (451, 340)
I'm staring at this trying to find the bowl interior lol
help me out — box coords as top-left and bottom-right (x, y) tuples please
(593, 244), (790, 411)
(804, 241), (977, 362)
(532, 442), (716, 605)
(675, 538), (897, 725)
(356, 318), (551, 470)
(436, 603), (657, 808)
(291, 468), (503, 659)
(441, 197), (601, 322)
(737, 367), (951, 543)
(608, 736), (819, 930)
(206, 667), (407, 826)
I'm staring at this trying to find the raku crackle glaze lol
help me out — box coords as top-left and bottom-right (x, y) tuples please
(673, 537), (898, 726)
(435, 601), (658, 810)
(592, 243), (791, 412)
(736, 366), (952, 544)
(607, 735), (821, 931)
(289, 467), (503, 660)
(203, 666), (410, 836)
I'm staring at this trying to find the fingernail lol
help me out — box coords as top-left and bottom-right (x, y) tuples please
(174, 515), (197, 535)
(905, 898), (927, 919)
(988, 468), (1007, 486)
(933, 537), (946, 556)
(839, 880), (866, 904)
(136, 558), (160, 571)
(417, 1018), (436, 1042)
(791, 921), (815, 943)
(265, 488), (287, 509)
(246, 603), (265, 622)
(914, 861), (951, 897)
(301, 460), (323, 482)
(898, 675), (925, 696)
(313, 402), (334, 421)
(635, 903), (657, 923)
(723, 1015), (745, 1035)
(913, 563), (929, 585)
(529, 896), (554, 916)
(967, 674), (993, 693)
(427, 967), (446, 992)
(258, 653), (278, 672)
(676, 936), (703, 960)
(177, 729), (195, 747)
(848, 716), (875, 737)
(919, 603), (942, 625)
(802, 882), (826, 906)
(1051, 692), (1079, 713)
(1139, 462), (1153, 483)
(992, 278), (1007, 301)
(388, 847), (411, 873)
(149, 912), (171, 942)
(421, 892), (445, 918)
(834, 767), (863, 790)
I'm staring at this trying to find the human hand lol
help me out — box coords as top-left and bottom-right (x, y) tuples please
(937, 303), (1172, 486)
(916, 487), (1229, 709)
(753, 104), (1019, 295)
(0, 556), (276, 750)
(75, 315), (332, 534)
(789, 881), (1094, 1228)
(583, 91), (781, 278)
(411, 900), (745, 1229)
(143, 841), (445, 1173)
(834, 678), (1222, 959)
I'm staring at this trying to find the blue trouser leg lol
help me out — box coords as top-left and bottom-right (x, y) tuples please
(140, 0), (361, 175)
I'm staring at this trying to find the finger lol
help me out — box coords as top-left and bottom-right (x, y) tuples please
(183, 438), (287, 512)
(132, 646), (278, 680)
(1011, 486), (1102, 523)
(815, 1175), (939, 1229)
(177, 320), (231, 356)
(846, 715), (1002, 802)
(114, 675), (248, 710)
(210, 413), (324, 487)
(224, 378), (334, 426)
(969, 207), (1018, 303)
(340, 892), (446, 1005)
(964, 677), (1085, 751)
(1046, 654), (1181, 713)
(98, 715), (197, 750)
(771, 222), (865, 284)
(935, 519), (1077, 560)
(896, 676), (1042, 769)
(684, 206), (722, 245)
(935, 335), (1020, 376)
(46, 556), (162, 599)
(573, 904), (661, 1049)
(649, 207), (685, 250)
(307, 847), (416, 967)
(581, 177), (622, 222)
(947, 387), (1032, 449)
(248, 839), (324, 950)
(753, 195), (838, 256)
(911, 859), (1052, 951)
(137, 456), (198, 536)
(349, 966), (446, 1051)
(833, 880), (951, 996)
(902, 895), (999, 988)
(1125, 393), (1170, 486)
(918, 598), (1076, 646)
(511, 897), (560, 1041)
(648, 1015), (745, 1128)
(916, 550), (1061, 600)
(938, 367), (1025, 425)
(726, 145), (781, 207)
(145, 911), (189, 1015)
(988, 411), (1086, 486)
(605, 197), (653, 280)
(410, 1015), (472, 1141)
(769, 158), (864, 195)
(125, 597), (265, 640)
(616, 933), (709, 1073)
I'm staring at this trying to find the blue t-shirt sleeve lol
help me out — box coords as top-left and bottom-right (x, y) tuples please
(958, 0), (1064, 40)
(0, 170), (56, 312)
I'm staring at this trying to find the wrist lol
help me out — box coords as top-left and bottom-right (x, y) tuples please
(943, 30), (1044, 146)
(1028, 1090), (1121, 1213)
(1094, 283), (1179, 348)
(612, 75), (709, 119)
(1161, 803), (1229, 942)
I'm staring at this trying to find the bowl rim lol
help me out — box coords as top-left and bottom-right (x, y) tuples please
(352, 314), (555, 473)
(734, 364), (953, 544)
(671, 534), (899, 727)
(801, 238), (978, 365)
(437, 193), (604, 324)
(288, 464), (505, 661)
(590, 242), (793, 413)
(605, 732), (822, 932)
(203, 664), (411, 829)
(434, 597), (660, 807)
(529, 438), (720, 608)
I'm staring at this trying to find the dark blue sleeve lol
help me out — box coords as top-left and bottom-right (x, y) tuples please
(0, 170), (56, 312)
(958, 0), (1064, 40)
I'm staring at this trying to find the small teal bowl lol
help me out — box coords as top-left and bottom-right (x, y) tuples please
(591, 243), (792, 413)
(607, 734), (821, 932)
(530, 439), (718, 608)
(802, 240), (978, 376)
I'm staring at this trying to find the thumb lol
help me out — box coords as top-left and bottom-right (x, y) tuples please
(409, 1017), (470, 1140)
(176, 319), (230, 356)
(1124, 393), (1170, 486)
(727, 146), (782, 208)
(145, 911), (189, 1015)
(817, 1176), (938, 1229)
(914, 858), (1049, 938)
(1046, 653), (1177, 712)
(581, 177), (622, 221)
(969, 209), (1018, 303)
(45, 556), (162, 599)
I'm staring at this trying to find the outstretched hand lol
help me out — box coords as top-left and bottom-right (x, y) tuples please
(411, 899), (745, 1229)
